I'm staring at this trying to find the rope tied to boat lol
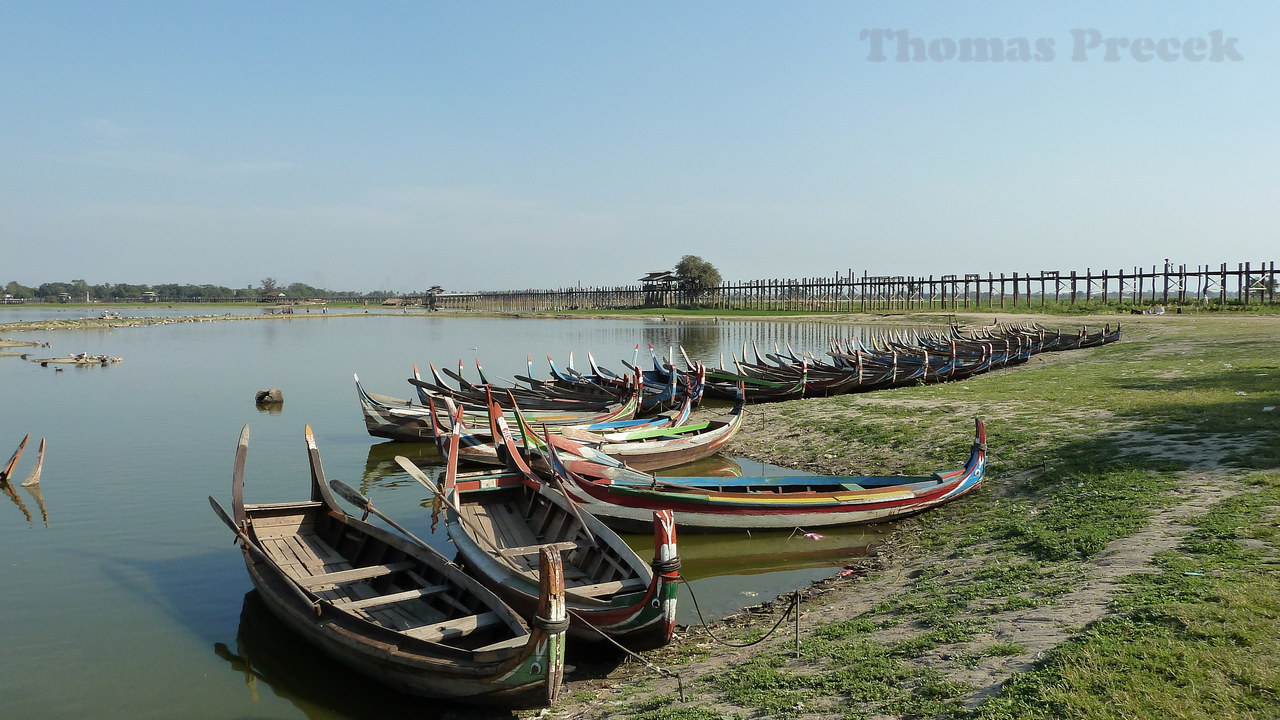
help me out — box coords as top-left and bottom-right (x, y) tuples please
(651, 557), (682, 575)
(531, 614), (571, 634)
(679, 573), (800, 649)
(564, 607), (686, 702)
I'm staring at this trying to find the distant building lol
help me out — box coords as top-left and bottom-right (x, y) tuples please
(639, 270), (676, 307)
(141, 291), (158, 302)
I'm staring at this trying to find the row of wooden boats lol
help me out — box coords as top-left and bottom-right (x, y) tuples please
(213, 423), (681, 708)
(355, 323), (1119, 428)
(215, 397), (986, 706)
(215, 321), (1118, 707)
(694, 322), (1122, 402)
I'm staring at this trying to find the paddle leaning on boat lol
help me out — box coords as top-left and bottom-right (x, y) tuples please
(209, 425), (568, 708)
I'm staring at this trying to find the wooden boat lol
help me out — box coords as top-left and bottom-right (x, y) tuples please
(570, 346), (706, 413)
(396, 402), (680, 651)
(356, 374), (639, 442)
(210, 424), (567, 708)
(516, 383), (743, 472)
(1, 434), (28, 483)
(443, 386), (740, 473)
(444, 393), (694, 454)
(20, 437), (44, 487)
(543, 418), (988, 533)
(427, 358), (628, 405)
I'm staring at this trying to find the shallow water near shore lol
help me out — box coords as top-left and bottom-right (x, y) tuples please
(0, 313), (898, 719)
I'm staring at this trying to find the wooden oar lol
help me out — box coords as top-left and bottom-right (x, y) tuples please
(399, 450), (540, 563)
(538, 426), (600, 548)
(394, 454), (510, 559)
(208, 495), (320, 613)
(328, 478), (434, 550)
(1, 433), (29, 483)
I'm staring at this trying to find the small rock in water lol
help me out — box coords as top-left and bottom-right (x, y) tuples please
(255, 388), (284, 404)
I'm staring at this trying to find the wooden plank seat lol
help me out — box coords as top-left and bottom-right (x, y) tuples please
(497, 540), (582, 558)
(331, 584), (450, 611)
(401, 611), (501, 642)
(473, 635), (530, 653)
(567, 576), (647, 598)
(297, 560), (416, 589)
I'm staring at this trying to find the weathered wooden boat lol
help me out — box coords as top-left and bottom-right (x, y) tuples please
(575, 346), (705, 413)
(1, 434), (29, 483)
(20, 437), (44, 487)
(448, 357), (628, 404)
(442, 385), (739, 472)
(411, 360), (632, 413)
(356, 374), (639, 442)
(210, 424), (567, 708)
(396, 404), (680, 651)
(467, 393), (691, 446)
(514, 383), (745, 472)
(543, 418), (987, 533)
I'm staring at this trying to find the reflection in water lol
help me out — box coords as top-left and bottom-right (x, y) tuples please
(23, 484), (49, 527)
(654, 454), (745, 478)
(646, 524), (887, 581)
(637, 319), (940, 369)
(0, 480), (32, 523)
(254, 402), (284, 415)
(216, 591), (513, 720)
(361, 440), (442, 492)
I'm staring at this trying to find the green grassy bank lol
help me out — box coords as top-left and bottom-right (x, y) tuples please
(554, 314), (1280, 720)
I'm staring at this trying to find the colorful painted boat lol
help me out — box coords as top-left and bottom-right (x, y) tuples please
(542, 419), (988, 533)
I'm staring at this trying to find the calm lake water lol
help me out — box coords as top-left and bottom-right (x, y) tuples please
(0, 312), (900, 719)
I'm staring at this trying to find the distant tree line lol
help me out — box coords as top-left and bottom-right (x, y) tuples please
(4, 258), (727, 304)
(1, 278), (399, 303)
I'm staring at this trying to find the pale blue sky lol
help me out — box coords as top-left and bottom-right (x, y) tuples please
(2, 2), (1275, 293)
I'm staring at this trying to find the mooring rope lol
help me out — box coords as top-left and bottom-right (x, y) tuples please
(679, 574), (799, 649)
(565, 606), (686, 702)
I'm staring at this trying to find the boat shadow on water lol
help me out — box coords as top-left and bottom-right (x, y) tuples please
(216, 591), (517, 720)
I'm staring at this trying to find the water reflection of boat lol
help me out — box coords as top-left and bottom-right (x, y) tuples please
(1, 478), (32, 523)
(24, 484), (49, 527)
(655, 453), (744, 478)
(215, 591), (515, 720)
(363, 440), (441, 489)
(625, 524), (888, 581)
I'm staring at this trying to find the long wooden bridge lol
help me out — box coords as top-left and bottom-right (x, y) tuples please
(425, 261), (1277, 313)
